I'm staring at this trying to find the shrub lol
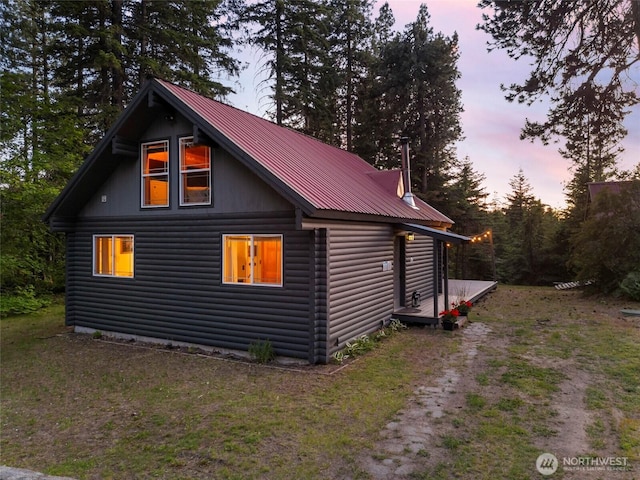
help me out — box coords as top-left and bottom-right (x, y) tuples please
(0, 285), (50, 317)
(331, 319), (407, 364)
(620, 272), (640, 301)
(248, 339), (275, 363)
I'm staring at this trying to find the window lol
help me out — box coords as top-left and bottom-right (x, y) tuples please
(94, 235), (134, 278)
(142, 140), (169, 207)
(180, 137), (211, 206)
(223, 235), (283, 286)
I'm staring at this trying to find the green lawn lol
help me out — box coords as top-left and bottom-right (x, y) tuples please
(1, 287), (639, 479)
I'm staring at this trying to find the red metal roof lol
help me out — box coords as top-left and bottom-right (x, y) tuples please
(157, 79), (453, 225)
(587, 181), (635, 200)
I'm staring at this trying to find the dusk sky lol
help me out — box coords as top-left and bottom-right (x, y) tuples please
(228, 1), (640, 209)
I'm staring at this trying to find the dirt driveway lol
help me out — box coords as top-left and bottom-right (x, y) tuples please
(359, 286), (639, 479)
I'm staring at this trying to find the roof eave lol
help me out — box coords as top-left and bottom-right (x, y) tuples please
(43, 80), (158, 224)
(399, 223), (470, 244)
(307, 209), (454, 228)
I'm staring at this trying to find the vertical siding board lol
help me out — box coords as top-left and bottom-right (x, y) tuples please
(68, 213), (312, 359)
(327, 223), (394, 353)
(405, 235), (434, 304)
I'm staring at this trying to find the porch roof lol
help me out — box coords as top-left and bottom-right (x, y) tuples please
(399, 223), (470, 244)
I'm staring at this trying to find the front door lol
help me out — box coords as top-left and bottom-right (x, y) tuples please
(393, 235), (406, 310)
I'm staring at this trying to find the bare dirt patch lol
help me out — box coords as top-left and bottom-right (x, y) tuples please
(360, 286), (640, 479)
(359, 321), (496, 478)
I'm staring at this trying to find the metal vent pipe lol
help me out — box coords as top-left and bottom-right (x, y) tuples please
(400, 137), (419, 209)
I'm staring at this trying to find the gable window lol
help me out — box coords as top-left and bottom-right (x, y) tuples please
(223, 235), (282, 286)
(180, 137), (212, 206)
(94, 235), (134, 278)
(142, 140), (169, 207)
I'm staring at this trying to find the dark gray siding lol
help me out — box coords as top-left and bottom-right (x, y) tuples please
(309, 228), (329, 364)
(79, 114), (293, 218)
(66, 212), (312, 359)
(405, 235), (435, 304)
(326, 222), (394, 353)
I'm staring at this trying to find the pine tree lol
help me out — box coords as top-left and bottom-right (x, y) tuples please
(1, 0), (244, 296)
(1, 0), (86, 293)
(352, 2), (399, 168)
(500, 170), (566, 284)
(478, 0), (639, 144)
(570, 181), (640, 294)
(246, 0), (332, 137)
(446, 159), (490, 279)
(352, 3), (463, 197)
(327, 0), (374, 150)
(129, 0), (242, 98)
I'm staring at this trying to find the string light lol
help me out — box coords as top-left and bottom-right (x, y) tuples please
(469, 230), (492, 243)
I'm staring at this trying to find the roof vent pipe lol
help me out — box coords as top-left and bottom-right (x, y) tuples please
(400, 137), (419, 209)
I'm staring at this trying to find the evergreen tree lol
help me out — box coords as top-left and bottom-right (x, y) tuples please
(446, 158), (490, 279)
(129, 0), (242, 98)
(1, 0), (244, 298)
(478, 0), (639, 144)
(403, 5), (463, 206)
(352, 2), (399, 168)
(245, 0), (332, 138)
(558, 84), (626, 228)
(49, 0), (126, 136)
(501, 170), (537, 283)
(327, 0), (374, 150)
(570, 181), (640, 294)
(352, 3), (463, 203)
(1, 0), (87, 294)
(500, 170), (567, 284)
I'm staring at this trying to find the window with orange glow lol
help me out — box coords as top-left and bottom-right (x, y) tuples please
(141, 140), (169, 207)
(223, 235), (282, 286)
(94, 235), (134, 278)
(180, 137), (211, 206)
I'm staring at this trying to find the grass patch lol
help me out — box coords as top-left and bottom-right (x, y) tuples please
(465, 393), (486, 412)
(3, 287), (640, 479)
(0, 304), (434, 479)
(413, 286), (640, 480)
(619, 417), (640, 459)
(499, 358), (564, 397)
(585, 386), (608, 409)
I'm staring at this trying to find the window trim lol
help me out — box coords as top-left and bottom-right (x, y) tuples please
(141, 139), (170, 208)
(179, 136), (212, 207)
(222, 234), (283, 287)
(93, 234), (135, 278)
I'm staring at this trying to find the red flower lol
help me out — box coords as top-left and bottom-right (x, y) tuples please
(440, 308), (459, 318)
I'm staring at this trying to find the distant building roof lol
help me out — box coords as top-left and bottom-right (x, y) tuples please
(587, 181), (635, 200)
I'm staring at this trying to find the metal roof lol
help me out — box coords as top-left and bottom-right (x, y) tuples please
(156, 80), (453, 225)
(400, 223), (470, 244)
(587, 181), (635, 200)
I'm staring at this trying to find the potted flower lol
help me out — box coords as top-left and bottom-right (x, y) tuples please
(454, 300), (472, 316)
(440, 308), (459, 331)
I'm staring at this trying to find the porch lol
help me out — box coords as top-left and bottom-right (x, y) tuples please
(392, 279), (497, 326)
